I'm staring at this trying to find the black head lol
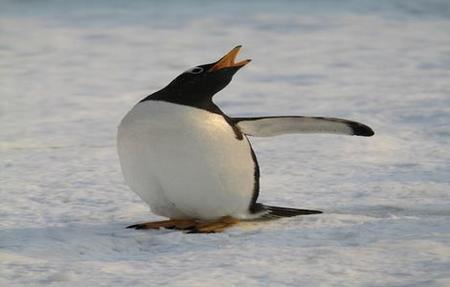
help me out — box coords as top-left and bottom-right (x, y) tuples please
(141, 46), (251, 112)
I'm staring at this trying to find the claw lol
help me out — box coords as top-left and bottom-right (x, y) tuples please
(126, 219), (197, 230)
(126, 216), (239, 233)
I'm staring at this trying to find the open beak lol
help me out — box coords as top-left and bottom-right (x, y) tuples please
(209, 45), (251, 72)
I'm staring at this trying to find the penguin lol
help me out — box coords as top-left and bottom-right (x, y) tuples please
(117, 46), (374, 233)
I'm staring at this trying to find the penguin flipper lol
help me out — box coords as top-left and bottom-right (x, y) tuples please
(233, 116), (374, 137)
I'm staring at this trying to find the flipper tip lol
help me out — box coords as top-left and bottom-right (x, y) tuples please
(350, 122), (375, 137)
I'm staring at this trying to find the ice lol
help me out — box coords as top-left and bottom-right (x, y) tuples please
(1, 1), (450, 286)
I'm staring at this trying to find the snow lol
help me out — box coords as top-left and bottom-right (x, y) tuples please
(1, 1), (450, 286)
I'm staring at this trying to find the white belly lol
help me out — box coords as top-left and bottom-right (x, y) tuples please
(117, 101), (255, 220)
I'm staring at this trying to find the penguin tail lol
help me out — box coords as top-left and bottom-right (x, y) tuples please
(260, 204), (322, 219)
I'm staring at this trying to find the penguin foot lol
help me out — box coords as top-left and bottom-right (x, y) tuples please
(126, 219), (197, 230)
(187, 216), (240, 233)
(127, 216), (239, 233)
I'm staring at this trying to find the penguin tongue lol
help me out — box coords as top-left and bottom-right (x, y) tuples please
(209, 45), (251, 72)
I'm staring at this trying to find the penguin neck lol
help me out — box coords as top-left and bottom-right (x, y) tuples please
(139, 87), (243, 140)
(140, 87), (223, 115)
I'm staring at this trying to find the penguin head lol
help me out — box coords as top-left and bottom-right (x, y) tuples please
(165, 46), (251, 99)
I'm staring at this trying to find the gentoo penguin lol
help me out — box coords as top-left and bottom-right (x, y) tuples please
(117, 46), (374, 233)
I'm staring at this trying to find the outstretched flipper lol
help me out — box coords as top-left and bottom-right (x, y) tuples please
(233, 116), (374, 137)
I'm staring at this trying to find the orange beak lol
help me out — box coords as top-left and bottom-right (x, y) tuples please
(209, 45), (251, 72)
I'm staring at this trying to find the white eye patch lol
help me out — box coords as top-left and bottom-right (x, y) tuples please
(185, 66), (204, 74)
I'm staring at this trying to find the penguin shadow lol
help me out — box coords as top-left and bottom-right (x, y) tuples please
(5, 203), (443, 261)
(0, 220), (286, 261)
(0, 222), (183, 261)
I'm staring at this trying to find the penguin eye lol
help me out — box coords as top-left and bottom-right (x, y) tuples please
(185, 66), (204, 74)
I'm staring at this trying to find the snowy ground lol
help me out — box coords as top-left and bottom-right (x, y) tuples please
(1, 1), (450, 286)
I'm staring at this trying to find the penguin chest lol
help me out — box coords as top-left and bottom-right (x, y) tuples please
(117, 101), (255, 220)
